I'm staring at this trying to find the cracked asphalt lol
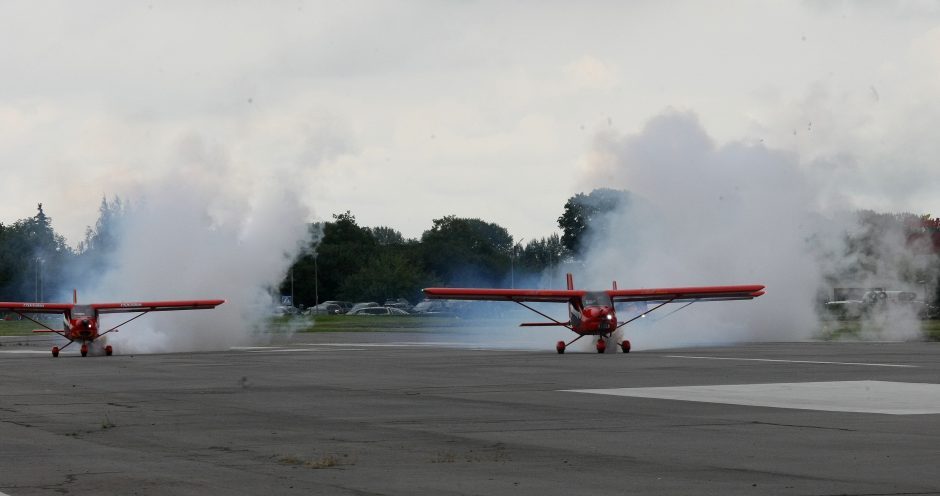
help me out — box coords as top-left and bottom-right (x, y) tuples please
(1, 333), (939, 495)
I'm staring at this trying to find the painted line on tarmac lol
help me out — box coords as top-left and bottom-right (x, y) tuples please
(0, 350), (52, 354)
(665, 355), (918, 368)
(301, 342), (469, 347)
(567, 381), (940, 414)
(234, 346), (369, 353)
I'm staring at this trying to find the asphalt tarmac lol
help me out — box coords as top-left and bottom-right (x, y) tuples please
(1, 331), (939, 495)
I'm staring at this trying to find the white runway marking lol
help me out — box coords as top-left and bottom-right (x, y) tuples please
(566, 381), (940, 415)
(665, 355), (918, 368)
(232, 346), (369, 353)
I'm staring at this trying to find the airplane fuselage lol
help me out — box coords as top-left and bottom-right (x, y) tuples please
(568, 291), (619, 335)
(65, 316), (99, 341)
(65, 305), (99, 341)
(569, 303), (618, 335)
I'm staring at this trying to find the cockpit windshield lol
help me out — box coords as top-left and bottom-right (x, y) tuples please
(71, 305), (92, 317)
(582, 292), (612, 307)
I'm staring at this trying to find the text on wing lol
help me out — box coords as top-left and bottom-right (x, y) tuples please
(22, 303), (45, 308)
(120, 303), (143, 307)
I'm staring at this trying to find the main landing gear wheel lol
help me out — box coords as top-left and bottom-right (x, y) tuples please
(80, 344), (88, 357)
(596, 338), (606, 354)
(556, 341), (566, 354)
(105, 345), (113, 356)
(620, 340), (631, 353)
(51, 346), (59, 358)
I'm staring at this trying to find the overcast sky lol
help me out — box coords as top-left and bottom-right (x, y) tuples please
(3, 1), (940, 247)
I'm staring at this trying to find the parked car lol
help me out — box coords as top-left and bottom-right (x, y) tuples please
(348, 306), (410, 316)
(272, 305), (299, 316)
(330, 301), (354, 313)
(318, 300), (353, 314)
(307, 302), (343, 315)
(412, 300), (447, 314)
(349, 302), (380, 313)
(384, 298), (413, 312)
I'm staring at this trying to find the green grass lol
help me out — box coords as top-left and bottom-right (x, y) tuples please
(277, 314), (493, 333)
(0, 319), (47, 336)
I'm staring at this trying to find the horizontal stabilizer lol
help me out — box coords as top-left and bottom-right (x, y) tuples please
(520, 322), (570, 327)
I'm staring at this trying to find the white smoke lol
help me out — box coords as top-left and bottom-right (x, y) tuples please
(577, 110), (837, 349)
(76, 134), (314, 354)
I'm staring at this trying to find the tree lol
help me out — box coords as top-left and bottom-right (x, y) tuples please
(370, 226), (406, 246)
(0, 203), (72, 301)
(558, 188), (630, 258)
(420, 215), (513, 287)
(73, 196), (125, 285)
(518, 233), (567, 273)
(339, 249), (432, 303)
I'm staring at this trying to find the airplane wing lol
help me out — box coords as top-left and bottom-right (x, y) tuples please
(91, 299), (225, 314)
(608, 285), (765, 303)
(0, 302), (74, 314)
(422, 288), (583, 303)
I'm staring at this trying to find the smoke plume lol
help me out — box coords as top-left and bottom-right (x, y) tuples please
(575, 109), (922, 349)
(71, 135), (314, 354)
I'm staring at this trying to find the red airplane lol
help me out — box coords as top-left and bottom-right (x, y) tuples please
(423, 273), (764, 354)
(0, 290), (224, 357)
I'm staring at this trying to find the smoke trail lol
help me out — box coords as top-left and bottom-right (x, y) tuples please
(577, 110), (829, 349)
(575, 109), (940, 348)
(72, 136), (314, 354)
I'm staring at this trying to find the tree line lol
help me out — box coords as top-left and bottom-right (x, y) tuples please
(0, 190), (629, 305)
(280, 187), (629, 306)
(4, 190), (938, 307)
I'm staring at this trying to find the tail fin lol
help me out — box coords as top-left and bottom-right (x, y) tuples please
(566, 273), (574, 290)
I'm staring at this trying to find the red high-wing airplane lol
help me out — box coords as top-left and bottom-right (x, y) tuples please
(0, 290), (224, 357)
(423, 273), (764, 354)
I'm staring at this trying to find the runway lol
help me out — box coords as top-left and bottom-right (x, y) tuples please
(2, 332), (940, 495)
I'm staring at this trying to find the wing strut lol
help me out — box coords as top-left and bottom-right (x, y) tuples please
(616, 298), (675, 329)
(98, 311), (150, 337)
(650, 301), (696, 322)
(514, 300), (573, 330)
(16, 311), (67, 337)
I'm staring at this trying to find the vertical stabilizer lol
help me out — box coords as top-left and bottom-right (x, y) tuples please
(566, 273), (574, 290)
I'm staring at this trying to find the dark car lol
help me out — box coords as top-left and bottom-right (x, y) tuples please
(307, 302), (343, 315)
